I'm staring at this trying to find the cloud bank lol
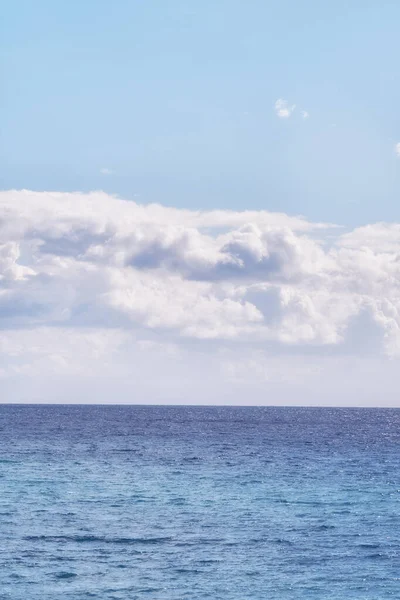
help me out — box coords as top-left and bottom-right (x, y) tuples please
(0, 190), (399, 405)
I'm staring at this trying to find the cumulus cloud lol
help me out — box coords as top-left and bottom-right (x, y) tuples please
(274, 99), (296, 119)
(395, 143), (400, 158)
(100, 167), (114, 175)
(301, 110), (309, 120)
(1, 190), (400, 404)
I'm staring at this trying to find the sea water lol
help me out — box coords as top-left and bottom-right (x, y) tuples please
(0, 405), (399, 599)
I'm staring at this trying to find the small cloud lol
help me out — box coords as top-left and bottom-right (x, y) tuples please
(301, 110), (309, 120)
(100, 168), (114, 175)
(395, 143), (400, 158)
(274, 98), (296, 119)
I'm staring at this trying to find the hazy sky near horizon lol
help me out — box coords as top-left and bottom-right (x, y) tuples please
(1, 2), (400, 404)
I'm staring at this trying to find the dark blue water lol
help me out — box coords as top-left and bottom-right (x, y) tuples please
(1, 405), (399, 599)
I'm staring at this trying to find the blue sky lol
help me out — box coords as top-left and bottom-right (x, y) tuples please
(2, 0), (400, 226)
(2, 3), (400, 405)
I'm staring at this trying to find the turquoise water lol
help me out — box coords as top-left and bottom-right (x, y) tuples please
(1, 405), (399, 599)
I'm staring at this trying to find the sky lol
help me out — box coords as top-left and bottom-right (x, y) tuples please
(1, 1), (400, 404)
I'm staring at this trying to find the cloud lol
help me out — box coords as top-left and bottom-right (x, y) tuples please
(274, 99), (296, 119)
(395, 143), (400, 158)
(1, 190), (400, 404)
(301, 110), (309, 120)
(100, 167), (114, 175)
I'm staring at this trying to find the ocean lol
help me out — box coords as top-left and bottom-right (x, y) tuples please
(0, 405), (399, 599)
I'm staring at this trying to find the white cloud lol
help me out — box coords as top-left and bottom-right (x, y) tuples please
(395, 142), (400, 158)
(100, 167), (114, 175)
(274, 98), (296, 119)
(1, 190), (400, 405)
(301, 110), (309, 120)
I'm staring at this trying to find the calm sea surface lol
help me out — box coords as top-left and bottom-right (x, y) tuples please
(0, 405), (399, 599)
